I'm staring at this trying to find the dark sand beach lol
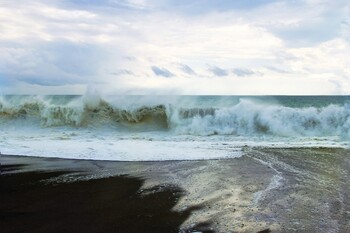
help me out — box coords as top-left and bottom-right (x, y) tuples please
(0, 162), (208, 233)
(1, 148), (350, 232)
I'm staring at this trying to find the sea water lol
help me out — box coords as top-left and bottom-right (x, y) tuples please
(1, 95), (349, 161)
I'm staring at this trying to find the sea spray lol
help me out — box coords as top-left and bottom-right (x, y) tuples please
(1, 95), (350, 138)
(1, 95), (349, 161)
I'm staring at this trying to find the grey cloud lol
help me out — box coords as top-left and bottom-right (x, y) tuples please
(43, 42), (103, 76)
(232, 68), (255, 77)
(341, 19), (350, 40)
(209, 66), (228, 77)
(123, 56), (137, 61)
(341, 20), (350, 27)
(111, 69), (134, 76)
(269, 2), (346, 46)
(15, 74), (82, 86)
(265, 66), (289, 73)
(0, 41), (109, 87)
(273, 25), (340, 47)
(4, 41), (104, 75)
(18, 77), (65, 86)
(179, 64), (196, 75)
(151, 66), (174, 77)
(60, 0), (147, 13)
(59, 0), (280, 15)
(154, 0), (279, 14)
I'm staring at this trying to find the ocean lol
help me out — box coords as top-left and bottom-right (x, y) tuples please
(1, 95), (349, 161)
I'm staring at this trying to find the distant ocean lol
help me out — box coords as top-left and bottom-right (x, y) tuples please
(1, 95), (349, 161)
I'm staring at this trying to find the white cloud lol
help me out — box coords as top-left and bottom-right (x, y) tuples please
(0, 0), (349, 94)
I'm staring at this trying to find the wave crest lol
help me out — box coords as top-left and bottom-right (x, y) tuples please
(172, 99), (350, 138)
(0, 96), (170, 127)
(1, 96), (350, 138)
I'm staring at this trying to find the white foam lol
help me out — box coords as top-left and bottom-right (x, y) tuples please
(1, 127), (347, 161)
(0, 131), (242, 161)
(1, 95), (350, 161)
(171, 99), (350, 138)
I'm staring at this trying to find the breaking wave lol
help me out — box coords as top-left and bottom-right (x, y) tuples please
(171, 99), (350, 138)
(0, 95), (169, 127)
(1, 95), (350, 138)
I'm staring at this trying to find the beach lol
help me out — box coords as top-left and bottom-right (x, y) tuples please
(0, 156), (204, 233)
(1, 147), (349, 232)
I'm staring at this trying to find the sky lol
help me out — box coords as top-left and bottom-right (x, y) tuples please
(0, 0), (350, 95)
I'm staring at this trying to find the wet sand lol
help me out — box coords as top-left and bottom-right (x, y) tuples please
(0, 164), (207, 233)
(1, 147), (350, 232)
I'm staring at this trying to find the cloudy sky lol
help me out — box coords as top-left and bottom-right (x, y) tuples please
(0, 0), (349, 94)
